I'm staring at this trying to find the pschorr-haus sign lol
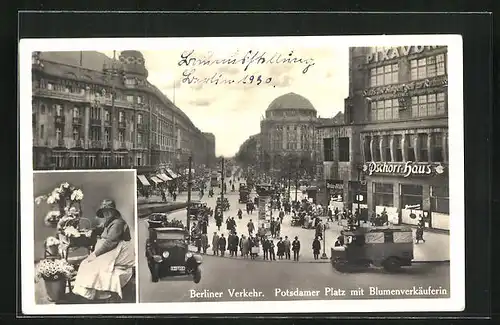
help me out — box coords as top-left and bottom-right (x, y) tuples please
(363, 161), (446, 178)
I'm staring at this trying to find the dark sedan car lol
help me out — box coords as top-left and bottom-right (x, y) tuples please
(145, 227), (202, 283)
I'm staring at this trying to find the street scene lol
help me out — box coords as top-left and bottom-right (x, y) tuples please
(138, 170), (450, 303)
(27, 40), (454, 309)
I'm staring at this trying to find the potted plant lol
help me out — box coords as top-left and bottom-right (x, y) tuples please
(35, 258), (75, 302)
(35, 182), (84, 227)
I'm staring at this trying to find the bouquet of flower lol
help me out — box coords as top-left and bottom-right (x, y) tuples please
(35, 182), (84, 206)
(35, 258), (75, 282)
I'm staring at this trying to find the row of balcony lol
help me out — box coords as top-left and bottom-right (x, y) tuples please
(33, 88), (136, 109)
(53, 115), (145, 131)
(32, 138), (148, 151)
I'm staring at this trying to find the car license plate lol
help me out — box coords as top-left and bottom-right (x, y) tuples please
(170, 266), (185, 271)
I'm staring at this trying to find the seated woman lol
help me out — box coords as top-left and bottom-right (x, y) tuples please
(72, 199), (135, 302)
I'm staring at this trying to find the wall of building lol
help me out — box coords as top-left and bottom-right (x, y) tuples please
(32, 51), (215, 171)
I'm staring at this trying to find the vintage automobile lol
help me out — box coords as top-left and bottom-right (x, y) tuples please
(145, 227), (202, 283)
(238, 188), (250, 203)
(188, 200), (207, 216)
(146, 213), (169, 228)
(330, 226), (414, 273)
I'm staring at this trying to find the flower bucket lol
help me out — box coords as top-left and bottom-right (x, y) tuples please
(44, 278), (66, 302)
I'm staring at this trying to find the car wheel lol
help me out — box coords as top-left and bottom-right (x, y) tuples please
(193, 268), (202, 284)
(151, 264), (160, 283)
(383, 257), (401, 272)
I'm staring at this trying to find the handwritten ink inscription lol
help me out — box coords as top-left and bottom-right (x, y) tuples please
(178, 49), (315, 87)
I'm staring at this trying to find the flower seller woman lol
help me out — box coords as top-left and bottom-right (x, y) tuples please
(72, 199), (135, 302)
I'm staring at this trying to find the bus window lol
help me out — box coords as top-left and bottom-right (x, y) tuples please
(384, 232), (394, 243)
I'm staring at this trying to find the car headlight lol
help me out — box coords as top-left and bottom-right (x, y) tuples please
(185, 252), (193, 258)
(162, 251), (170, 258)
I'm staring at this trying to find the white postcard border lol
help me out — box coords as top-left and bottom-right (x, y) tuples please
(20, 35), (464, 314)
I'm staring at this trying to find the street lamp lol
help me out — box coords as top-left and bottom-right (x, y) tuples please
(355, 164), (364, 227)
(186, 155), (193, 236)
(320, 223), (328, 259)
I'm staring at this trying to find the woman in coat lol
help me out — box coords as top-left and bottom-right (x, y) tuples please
(241, 236), (250, 258)
(73, 199), (135, 302)
(276, 238), (285, 259)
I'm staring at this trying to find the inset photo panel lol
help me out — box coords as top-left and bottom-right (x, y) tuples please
(31, 170), (137, 305)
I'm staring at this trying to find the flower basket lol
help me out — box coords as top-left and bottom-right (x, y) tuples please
(35, 259), (75, 302)
(44, 277), (67, 302)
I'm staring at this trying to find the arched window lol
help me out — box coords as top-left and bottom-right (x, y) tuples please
(104, 110), (110, 121)
(72, 107), (79, 118)
(137, 113), (143, 124)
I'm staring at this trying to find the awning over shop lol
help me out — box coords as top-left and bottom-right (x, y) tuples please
(157, 173), (172, 182)
(137, 175), (151, 186)
(165, 168), (179, 179)
(150, 176), (163, 184)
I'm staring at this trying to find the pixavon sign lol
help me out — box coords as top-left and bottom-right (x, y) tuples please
(363, 161), (445, 178)
(366, 46), (441, 64)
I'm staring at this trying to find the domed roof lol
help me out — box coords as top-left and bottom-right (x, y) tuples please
(267, 92), (316, 112)
(120, 50), (144, 58)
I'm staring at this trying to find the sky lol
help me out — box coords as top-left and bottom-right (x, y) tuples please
(103, 46), (348, 157)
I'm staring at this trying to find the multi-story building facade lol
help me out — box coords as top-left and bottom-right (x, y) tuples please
(31, 51), (215, 172)
(259, 92), (321, 177)
(320, 46), (449, 231)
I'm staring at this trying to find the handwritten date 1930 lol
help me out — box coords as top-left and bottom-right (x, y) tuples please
(238, 75), (272, 85)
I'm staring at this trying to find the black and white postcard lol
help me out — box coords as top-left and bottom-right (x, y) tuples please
(20, 35), (464, 314)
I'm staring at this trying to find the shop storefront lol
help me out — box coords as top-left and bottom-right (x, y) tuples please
(364, 161), (449, 230)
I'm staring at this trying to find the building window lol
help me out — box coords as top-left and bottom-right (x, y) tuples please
(369, 64), (399, 87)
(40, 104), (46, 114)
(104, 110), (110, 121)
(323, 138), (333, 162)
(55, 104), (63, 116)
(137, 95), (143, 104)
(411, 92), (446, 117)
(137, 114), (143, 124)
(72, 107), (79, 118)
(55, 128), (62, 142)
(90, 107), (100, 120)
(72, 127), (80, 140)
(405, 134), (415, 161)
(382, 135), (391, 161)
(119, 111), (124, 122)
(373, 183), (394, 207)
(87, 155), (97, 168)
(370, 99), (399, 121)
(126, 95), (134, 102)
(410, 54), (447, 80)
(137, 133), (142, 145)
(136, 156), (142, 166)
(90, 127), (100, 141)
(418, 134), (429, 162)
(47, 83), (53, 90)
(431, 133), (444, 162)
(104, 129), (110, 142)
(118, 130), (125, 142)
(125, 78), (135, 86)
(394, 134), (403, 162)
(363, 136), (372, 161)
(338, 137), (349, 162)
(431, 185), (449, 214)
(52, 153), (64, 168)
(69, 154), (84, 169)
(400, 184), (423, 209)
(101, 154), (110, 167)
(372, 136), (381, 161)
(40, 125), (44, 139)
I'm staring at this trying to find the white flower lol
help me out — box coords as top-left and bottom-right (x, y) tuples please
(61, 182), (69, 189)
(63, 226), (80, 238)
(71, 189), (84, 201)
(34, 196), (45, 205)
(45, 236), (60, 247)
(54, 187), (62, 195)
(47, 195), (55, 205)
